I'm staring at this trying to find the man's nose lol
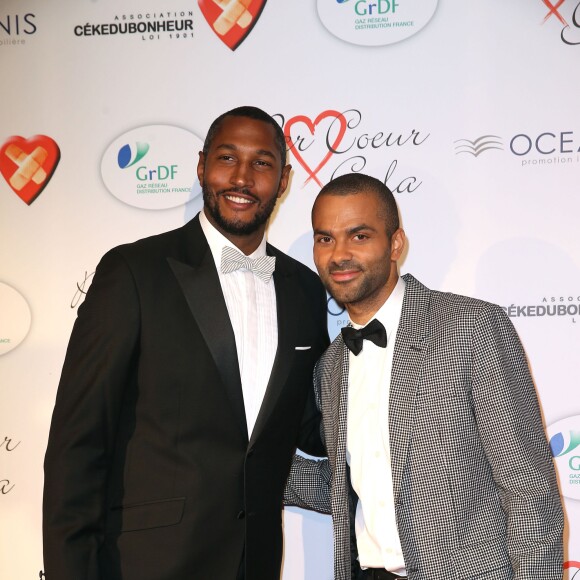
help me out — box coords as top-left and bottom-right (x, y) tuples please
(230, 162), (254, 188)
(331, 239), (352, 264)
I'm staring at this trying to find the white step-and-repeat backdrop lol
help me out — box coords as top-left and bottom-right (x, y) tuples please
(1, 1), (579, 578)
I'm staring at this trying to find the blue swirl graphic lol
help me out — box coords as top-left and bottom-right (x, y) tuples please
(549, 432), (565, 457)
(117, 144), (132, 169)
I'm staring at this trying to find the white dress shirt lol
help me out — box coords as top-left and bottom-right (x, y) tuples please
(199, 210), (278, 437)
(346, 276), (406, 572)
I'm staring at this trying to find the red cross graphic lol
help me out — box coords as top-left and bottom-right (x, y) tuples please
(541, 0), (568, 25)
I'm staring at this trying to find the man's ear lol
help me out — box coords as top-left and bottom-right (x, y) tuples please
(277, 164), (292, 198)
(196, 151), (205, 185)
(390, 228), (406, 261)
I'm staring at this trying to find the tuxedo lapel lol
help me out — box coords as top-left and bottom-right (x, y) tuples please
(167, 219), (247, 442)
(389, 274), (431, 500)
(249, 250), (299, 445)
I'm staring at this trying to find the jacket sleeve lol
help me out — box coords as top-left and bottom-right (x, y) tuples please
(471, 304), (564, 578)
(284, 454), (332, 514)
(43, 249), (140, 580)
(296, 384), (327, 457)
(285, 339), (332, 513)
(295, 277), (330, 457)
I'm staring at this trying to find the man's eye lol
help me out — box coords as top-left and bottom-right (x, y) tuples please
(353, 234), (368, 241)
(254, 160), (272, 167)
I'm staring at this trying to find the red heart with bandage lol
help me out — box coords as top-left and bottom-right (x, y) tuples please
(198, 0), (267, 50)
(0, 135), (60, 205)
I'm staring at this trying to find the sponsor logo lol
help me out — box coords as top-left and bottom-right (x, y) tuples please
(0, 135), (60, 204)
(278, 108), (429, 193)
(0, 12), (37, 47)
(118, 142), (150, 169)
(0, 283), (32, 356)
(454, 129), (580, 167)
(317, 0), (437, 46)
(548, 416), (580, 500)
(454, 135), (503, 157)
(73, 10), (194, 42)
(551, 430), (580, 458)
(541, 0), (580, 46)
(502, 295), (580, 324)
(509, 131), (580, 166)
(101, 125), (203, 210)
(198, 0), (266, 50)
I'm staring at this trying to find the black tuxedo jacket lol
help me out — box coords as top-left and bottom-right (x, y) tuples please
(43, 216), (329, 580)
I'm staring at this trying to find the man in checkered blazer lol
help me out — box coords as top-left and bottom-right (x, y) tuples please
(285, 173), (563, 580)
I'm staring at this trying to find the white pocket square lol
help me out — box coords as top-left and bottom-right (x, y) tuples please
(295, 346), (311, 350)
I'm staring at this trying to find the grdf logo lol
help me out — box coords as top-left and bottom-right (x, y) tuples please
(318, 0), (438, 46)
(547, 416), (580, 501)
(118, 142), (150, 169)
(550, 430), (580, 459)
(101, 125), (202, 210)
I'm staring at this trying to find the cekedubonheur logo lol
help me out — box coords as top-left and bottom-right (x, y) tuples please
(101, 125), (203, 210)
(548, 415), (580, 501)
(317, 0), (438, 46)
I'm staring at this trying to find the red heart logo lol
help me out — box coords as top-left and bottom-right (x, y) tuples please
(284, 111), (347, 188)
(198, 0), (267, 50)
(0, 135), (60, 205)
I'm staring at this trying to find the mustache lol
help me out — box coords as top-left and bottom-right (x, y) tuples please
(328, 260), (362, 273)
(217, 187), (258, 202)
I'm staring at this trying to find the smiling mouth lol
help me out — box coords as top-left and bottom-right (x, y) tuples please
(329, 269), (361, 282)
(224, 194), (255, 205)
(217, 187), (258, 206)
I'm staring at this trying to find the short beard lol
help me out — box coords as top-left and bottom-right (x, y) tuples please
(322, 258), (391, 310)
(202, 184), (278, 236)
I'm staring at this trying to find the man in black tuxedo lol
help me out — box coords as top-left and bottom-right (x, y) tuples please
(43, 106), (329, 580)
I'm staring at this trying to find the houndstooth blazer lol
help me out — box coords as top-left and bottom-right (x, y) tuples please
(286, 274), (564, 580)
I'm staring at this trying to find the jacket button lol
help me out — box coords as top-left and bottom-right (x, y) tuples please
(236, 510), (245, 519)
(247, 448), (254, 457)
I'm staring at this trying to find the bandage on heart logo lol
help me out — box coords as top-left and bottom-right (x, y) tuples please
(284, 110), (347, 187)
(198, 0), (267, 50)
(0, 135), (60, 205)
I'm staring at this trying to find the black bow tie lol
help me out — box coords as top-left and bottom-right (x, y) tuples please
(341, 319), (387, 356)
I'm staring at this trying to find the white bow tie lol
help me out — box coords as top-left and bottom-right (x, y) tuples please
(220, 246), (276, 283)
